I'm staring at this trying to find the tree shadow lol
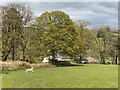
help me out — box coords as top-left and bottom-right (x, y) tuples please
(66, 64), (84, 67)
(2, 70), (9, 74)
(56, 63), (84, 67)
(2, 72), (9, 74)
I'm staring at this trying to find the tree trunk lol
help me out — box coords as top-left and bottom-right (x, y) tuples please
(115, 56), (117, 65)
(118, 57), (120, 65)
(23, 51), (25, 61)
(79, 55), (82, 63)
(118, 51), (120, 65)
(100, 58), (105, 64)
(100, 51), (105, 64)
(12, 46), (15, 61)
(22, 47), (26, 61)
(112, 56), (115, 64)
(2, 51), (10, 61)
(51, 50), (56, 65)
(52, 52), (56, 60)
(80, 55), (82, 60)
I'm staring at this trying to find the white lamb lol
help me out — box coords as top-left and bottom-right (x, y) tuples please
(26, 67), (33, 73)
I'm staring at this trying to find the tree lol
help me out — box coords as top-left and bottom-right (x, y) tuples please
(2, 3), (32, 61)
(117, 30), (120, 64)
(95, 25), (115, 64)
(74, 20), (93, 61)
(25, 26), (49, 63)
(34, 11), (79, 63)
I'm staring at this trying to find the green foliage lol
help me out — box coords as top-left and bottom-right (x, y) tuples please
(2, 3), (32, 61)
(74, 20), (95, 58)
(34, 11), (78, 59)
(2, 4), (23, 61)
(2, 3), (119, 65)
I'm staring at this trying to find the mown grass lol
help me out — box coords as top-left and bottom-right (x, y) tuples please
(2, 64), (118, 88)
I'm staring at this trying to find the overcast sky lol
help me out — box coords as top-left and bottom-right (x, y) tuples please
(0, 1), (118, 29)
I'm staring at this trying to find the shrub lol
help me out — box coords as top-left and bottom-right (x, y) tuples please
(0, 61), (51, 71)
(1, 61), (31, 71)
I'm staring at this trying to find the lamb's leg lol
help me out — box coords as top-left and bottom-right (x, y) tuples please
(26, 70), (28, 73)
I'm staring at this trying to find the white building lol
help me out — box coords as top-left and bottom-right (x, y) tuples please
(42, 57), (49, 63)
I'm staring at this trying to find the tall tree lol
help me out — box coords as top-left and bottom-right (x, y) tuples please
(35, 11), (79, 63)
(2, 3), (32, 61)
(96, 25), (113, 64)
(117, 30), (120, 64)
(74, 20), (92, 60)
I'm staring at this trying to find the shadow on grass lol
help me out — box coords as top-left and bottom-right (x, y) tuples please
(67, 64), (84, 67)
(2, 71), (9, 74)
(56, 64), (84, 67)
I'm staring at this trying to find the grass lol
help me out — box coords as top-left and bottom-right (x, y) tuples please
(2, 64), (118, 88)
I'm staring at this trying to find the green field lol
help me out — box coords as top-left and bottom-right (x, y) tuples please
(2, 64), (118, 88)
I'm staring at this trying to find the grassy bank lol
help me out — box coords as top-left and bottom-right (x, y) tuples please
(2, 64), (118, 88)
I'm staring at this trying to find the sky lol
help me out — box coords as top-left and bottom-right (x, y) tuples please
(0, 0), (119, 29)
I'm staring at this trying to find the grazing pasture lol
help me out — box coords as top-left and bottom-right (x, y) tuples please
(2, 64), (118, 88)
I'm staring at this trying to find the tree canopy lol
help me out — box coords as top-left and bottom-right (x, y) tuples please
(33, 11), (80, 62)
(1, 3), (120, 65)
